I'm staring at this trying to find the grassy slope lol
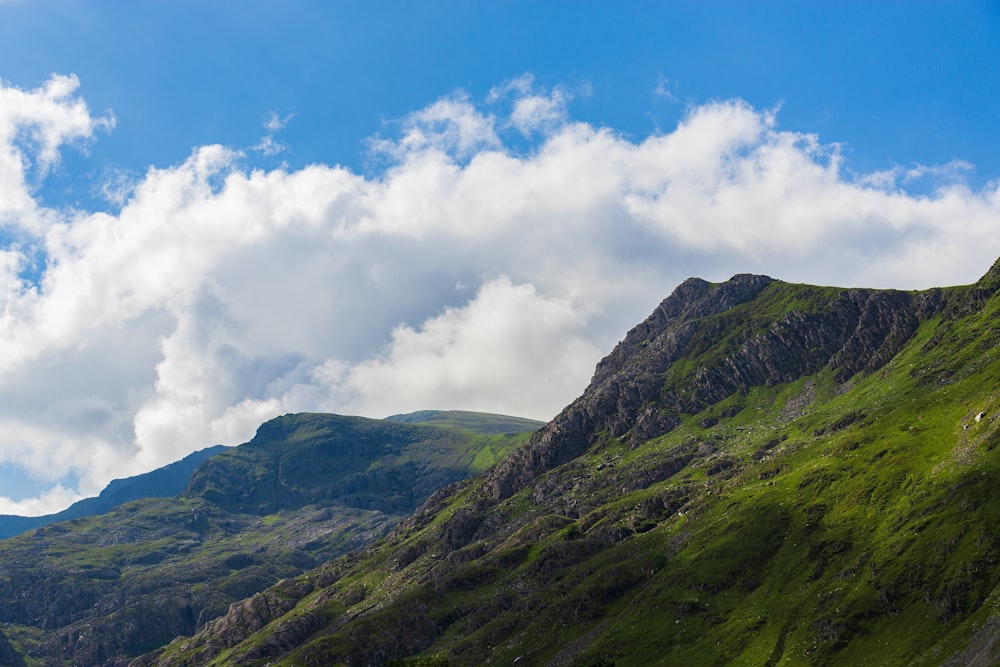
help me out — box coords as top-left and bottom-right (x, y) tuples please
(0, 413), (536, 666)
(0, 445), (227, 540)
(0, 498), (396, 666)
(158, 276), (1000, 666)
(386, 410), (546, 436)
(186, 413), (539, 514)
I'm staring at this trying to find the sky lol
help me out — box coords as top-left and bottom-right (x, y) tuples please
(0, 1), (999, 515)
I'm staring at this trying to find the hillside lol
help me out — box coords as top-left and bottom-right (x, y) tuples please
(140, 259), (1000, 666)
(0, 412), (539, 666)
(0, 446), (228, 540)
(385, 410), (549, 436)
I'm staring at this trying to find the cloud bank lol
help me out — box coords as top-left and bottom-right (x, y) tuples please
(1, 74), (999, 514)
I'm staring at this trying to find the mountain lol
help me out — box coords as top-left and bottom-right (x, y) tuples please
(184, 412), (541, 516)
(141, 258), (1000, 666)
(385, 410), (550, 435)
(0, 445), (228, 540)
(0, 411), (539, 666)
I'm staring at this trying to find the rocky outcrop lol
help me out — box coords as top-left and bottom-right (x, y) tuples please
(481, 274), (937, 506)
(484, 274), (775, 502)
(134, 578), (317, 667)
(425, 266), (1000, 559)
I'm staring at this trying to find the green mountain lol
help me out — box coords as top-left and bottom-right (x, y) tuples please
(385, 410), (549, 435)
(0, 411), (539, 666)
(141, 259), (1000, 666)
(0, 445), (227, 540)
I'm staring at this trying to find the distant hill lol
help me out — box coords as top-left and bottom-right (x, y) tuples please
(0, 411), (536, 666)
(386, 409), (545, 435)
(184, 411), (540, 516)
(142, 259), (1000, 666)
(0, 411), (542, 541)
(0, 445), (227, 539)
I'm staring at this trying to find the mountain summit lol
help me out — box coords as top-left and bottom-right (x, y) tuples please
(145, 260), (1000, 666)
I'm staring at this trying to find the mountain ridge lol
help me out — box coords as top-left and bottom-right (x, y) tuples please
(0, 445), (228, 540)
(141, 259), (1000, 666)
(0, 411), (538, 666)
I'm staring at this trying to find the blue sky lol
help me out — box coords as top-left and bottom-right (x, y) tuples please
(5, 2), (1000, 196)
(0, 0), (999, 514)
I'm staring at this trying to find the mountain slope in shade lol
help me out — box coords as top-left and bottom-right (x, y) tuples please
(0, 412), (536, 666)
(142, 259), (1000, 666)
(0, 445), (228, 540)
(182, 412), (542, 515)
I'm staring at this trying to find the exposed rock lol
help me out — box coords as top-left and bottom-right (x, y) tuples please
(484, 274), (775, 503)
(481, 274), (934, 509)
(145, 579), (315, 667)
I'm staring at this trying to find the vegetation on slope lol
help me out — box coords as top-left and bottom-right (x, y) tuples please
(385, 411), (548, 436)
(144, 260), (1000, 666)
(0, 446), (227, 540)
(0, 412), (537, 666)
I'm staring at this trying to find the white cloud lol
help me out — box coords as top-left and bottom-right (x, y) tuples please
(489, 74), (571, 136)
(0, 485), (81, 517)
(253, 135), (286, 157)
(327, 277), (600, 419)
(1, 75), (1000, 514)
(370, 92), (501, 162)
(263, 111), (294, 133)
(858, 159), (975, 192)
(253, 111), (295, 156)
(653, 73), (679, 101)
(0, 73), (113, 233)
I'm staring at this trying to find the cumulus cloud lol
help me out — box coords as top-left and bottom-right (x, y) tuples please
(328, 277), (600, 418)
(0, 73), (113, 233)
(488, 74), (571, 136)
(0, 74), (999, 514)
(370, 92), (501, 162)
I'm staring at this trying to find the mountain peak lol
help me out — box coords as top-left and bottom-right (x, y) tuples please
(977, 254), (1000, 291)
(141, 259), (1000, 665)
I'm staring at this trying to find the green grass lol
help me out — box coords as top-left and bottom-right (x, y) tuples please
(144, 274), (1000, 666)
(385, 409), (545, 436)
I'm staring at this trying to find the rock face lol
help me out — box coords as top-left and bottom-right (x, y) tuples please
(483, 274), (927, 504)
(482, 274), (773, 503)
(142, 261), (1000, 666)
(132, 578), (320, 667)
(436, 274), (941, 568)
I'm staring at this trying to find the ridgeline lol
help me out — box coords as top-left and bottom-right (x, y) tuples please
(144, 258), (1000, 666)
